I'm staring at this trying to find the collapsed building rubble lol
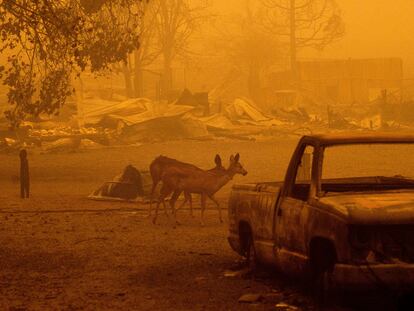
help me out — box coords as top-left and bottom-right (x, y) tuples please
(78, 96), (292, 143)
(2, 88), (414, 153)
(176, 88), (210, 116)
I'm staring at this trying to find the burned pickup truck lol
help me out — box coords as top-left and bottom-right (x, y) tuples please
(228, 133), (414, 294)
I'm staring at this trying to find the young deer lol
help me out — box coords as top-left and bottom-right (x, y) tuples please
(153, 154), (247, 226)
(148, 155), (224, 217)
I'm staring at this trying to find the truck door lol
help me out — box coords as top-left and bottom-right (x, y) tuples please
(274, 145), (314, 256)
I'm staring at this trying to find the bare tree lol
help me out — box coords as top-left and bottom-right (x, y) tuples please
(155, 0), (209, 99)
(114, 0), (161, 98)
(132, 1), (161, 97)
(263, 0), (345, 83)
(114, 0), (209, 100)
(212, 0), (279, 103)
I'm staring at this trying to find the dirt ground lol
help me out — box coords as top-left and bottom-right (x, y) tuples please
(0, 138), (405, 310)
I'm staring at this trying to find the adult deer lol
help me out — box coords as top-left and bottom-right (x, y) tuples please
(153, 153), (247, 226)
(148, 155), (224, 217)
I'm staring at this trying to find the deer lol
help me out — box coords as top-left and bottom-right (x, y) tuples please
(153, 153), (247, 226)
(148, 155), (225, 217)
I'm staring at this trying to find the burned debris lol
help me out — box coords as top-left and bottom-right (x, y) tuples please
(89, 165), (152, 202)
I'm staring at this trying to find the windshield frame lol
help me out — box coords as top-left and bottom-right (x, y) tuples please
(315, 141), (414, 198)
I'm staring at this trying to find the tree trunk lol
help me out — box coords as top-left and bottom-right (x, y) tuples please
(121, 61), (133, 98)
(72, 74), (85, 128)
(162, 55), (173, 101)
(133, 51), (144, 98)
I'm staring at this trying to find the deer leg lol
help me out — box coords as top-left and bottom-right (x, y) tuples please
(162, 200), (170, 219)
(153, 184), (171, 225)
(156, 181), (169, 217)
(176, 193), (187, 211)
(148, 180), (159, 217)
(208, 194), (223, 223)
(182, 192), (193, 216)
(176, 193), (188, 212)
(200, 193), (207, 227)
(152, 199), (162, 225)
(170, 190), (181, 226)
(163, 197), (169, 216)
(173, 192), (189, 224)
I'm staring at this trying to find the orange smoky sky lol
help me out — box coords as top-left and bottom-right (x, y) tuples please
(212, 0), (414, 77)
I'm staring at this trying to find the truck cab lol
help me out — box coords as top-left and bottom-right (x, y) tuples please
(228, 133), (414, 292)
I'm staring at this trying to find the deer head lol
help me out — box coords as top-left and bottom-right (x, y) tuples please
(228, 153), (248, 176)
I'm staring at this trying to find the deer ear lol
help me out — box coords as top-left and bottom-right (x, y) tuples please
(215, 154), (222, 166)
(230, 154), (235, 162)
(234, 153), (240, 162)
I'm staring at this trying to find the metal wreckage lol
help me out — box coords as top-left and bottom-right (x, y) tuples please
(227, 133), (414, 301)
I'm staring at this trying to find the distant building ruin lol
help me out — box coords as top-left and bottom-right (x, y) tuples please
(267, 58), (403, 109)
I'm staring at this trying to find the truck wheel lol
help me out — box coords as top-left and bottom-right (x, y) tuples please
(246, 234), (257, 272)
(314, 269), (334, 309)
(309, 239), (337, 309)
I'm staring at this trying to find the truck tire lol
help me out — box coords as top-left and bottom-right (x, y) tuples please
(246, 233), (257, 272)
(309, 239), (337, 309)
(314, 268), (334, 309)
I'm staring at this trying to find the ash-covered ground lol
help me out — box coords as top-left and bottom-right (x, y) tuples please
(0, 138), (405, 310)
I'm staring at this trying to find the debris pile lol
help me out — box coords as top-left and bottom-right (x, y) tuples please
(89, 165), (153, 202)
(2, 89), (414, 153)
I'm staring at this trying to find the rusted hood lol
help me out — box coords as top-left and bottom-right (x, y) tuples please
(319, 191), (414, 225)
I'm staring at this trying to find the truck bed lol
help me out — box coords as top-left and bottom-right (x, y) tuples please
(228, 181), (283, 256)
(232, 181), (283, 193)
